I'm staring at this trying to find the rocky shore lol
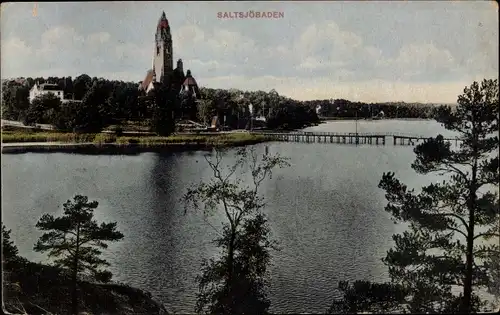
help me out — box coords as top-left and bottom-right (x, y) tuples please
(3, 257), (169, 315)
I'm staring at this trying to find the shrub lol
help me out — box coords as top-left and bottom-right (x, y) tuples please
(93, 134), (116, 144)
(111, 126), (123, 136)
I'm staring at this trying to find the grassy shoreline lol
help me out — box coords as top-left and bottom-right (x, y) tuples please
(1, 131), (273, 154)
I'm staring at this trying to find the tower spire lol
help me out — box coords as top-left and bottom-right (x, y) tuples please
(158, 11), (169, 29)
(152, 10), (173, 83)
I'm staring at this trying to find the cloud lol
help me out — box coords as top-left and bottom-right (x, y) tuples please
(174, 25), (205, 46)
(297, 57), (325, 70)
(1, 2), (497, 102)
(172, 25), (266, 78)
(295, 22), (364, 59)
(1, 25), (152, 80)
(291, 21), (383, 74)
(1, 37), (36, 78)
(377, 42), (459, 80)
(464, 50), (499, 79)
(207, 29), (257, 57)
(1, 37), (33, 64)
(174, 25), (258, 64)
(37, 27), (86, 58)
(285, 21), (472, 83)
(186, 59), (237, 76)
(88, 32), (111, 45)
(297, 57), (348, 71)
(115, 42), (149, 62)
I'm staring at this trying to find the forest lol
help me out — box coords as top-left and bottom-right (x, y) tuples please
(2, 75), (441, 134)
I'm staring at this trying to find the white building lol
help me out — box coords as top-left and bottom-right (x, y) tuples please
(29, 82), (80, 104)
(29, 83), (64, 103)
(316, 105), (322, 115)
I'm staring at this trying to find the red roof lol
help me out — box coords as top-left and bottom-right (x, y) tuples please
(183, 76), (197, 86)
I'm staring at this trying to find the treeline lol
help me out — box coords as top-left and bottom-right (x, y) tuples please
(1, 75), (320, 133)
(2, 75), (447, 134)
(2, 75), (143, 132)
(307, 99), (444, 119)
(197, 88), (320, 130)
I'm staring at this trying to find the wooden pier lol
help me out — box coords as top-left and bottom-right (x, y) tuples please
(251, 131), (459, 146)
(392, 134), (460, 146)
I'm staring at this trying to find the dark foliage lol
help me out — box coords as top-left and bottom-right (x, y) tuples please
(328, 280), (408, 313)
(183, 148), (290, 314)
(311, 98), (442, 119)
(2, 81), (30, 121)
(2, 224), (19, 264)
(34, 195), (125, 314)
(150, 80), (177, 136)
(23, 93), (62, 125)
(329, 79), (499, 314)
(196, 214), (274, 315)
(198, 88), (319, 130)
(2, 258), (168, 314)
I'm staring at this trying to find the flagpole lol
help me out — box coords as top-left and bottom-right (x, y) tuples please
(251, 103), (253, 131)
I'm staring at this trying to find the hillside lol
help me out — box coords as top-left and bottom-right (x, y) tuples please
(3, 257), (169, 315)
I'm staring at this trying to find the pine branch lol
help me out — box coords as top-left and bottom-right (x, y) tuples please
(473, 232), (500, 241)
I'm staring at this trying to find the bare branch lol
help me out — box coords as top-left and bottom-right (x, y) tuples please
(202, 217), (223, 237)
(29, 301), (54, 314)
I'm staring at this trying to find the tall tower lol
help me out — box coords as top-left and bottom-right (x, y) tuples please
(153, 12), (173, 83)
(177, 59), (184, 74)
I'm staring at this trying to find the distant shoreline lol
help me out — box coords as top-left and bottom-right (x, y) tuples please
(319, 117), (432, 121)
(1, 118), (436, 154)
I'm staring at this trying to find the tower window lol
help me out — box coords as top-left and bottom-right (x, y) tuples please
(156, 46), (160, 55)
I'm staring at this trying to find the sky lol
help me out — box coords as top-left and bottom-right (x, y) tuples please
(1, 1), (498, 103)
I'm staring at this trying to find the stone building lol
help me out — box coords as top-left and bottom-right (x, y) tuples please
(138, 12), (199, 97)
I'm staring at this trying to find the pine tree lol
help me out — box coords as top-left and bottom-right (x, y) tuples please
(330, 79), (499, 313)
(78, 79), (114, 132)
(34, 195), (124, 315)
(2, 224), (19, 264)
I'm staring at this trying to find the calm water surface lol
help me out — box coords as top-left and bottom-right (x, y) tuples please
(2, 120), (465, 313)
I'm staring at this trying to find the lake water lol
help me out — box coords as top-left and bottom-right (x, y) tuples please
(2, 120), (492, 313)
